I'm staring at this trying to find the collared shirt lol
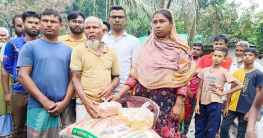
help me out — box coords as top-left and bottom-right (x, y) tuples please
(230, 60), (263, 73)
(70, 43), (120, 102)
(197, 53), (232, 70)
(3, 36), (27, 93)
(58, 33), (85, 47)
(102, 31), (140, 94)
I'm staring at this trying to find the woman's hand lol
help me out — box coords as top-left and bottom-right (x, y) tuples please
(170, 103), (182, 121)
(107, 94), (121, 101)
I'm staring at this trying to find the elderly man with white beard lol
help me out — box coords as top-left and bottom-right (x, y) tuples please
(229, 41), (263, 73)
(70, 16), (120, 122)
(0, 27), (11, 137)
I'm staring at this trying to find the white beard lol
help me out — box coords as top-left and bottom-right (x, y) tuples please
(235, 57), (243, 62)
(86, 39), (101, 50)
(0, 42), (4, 48)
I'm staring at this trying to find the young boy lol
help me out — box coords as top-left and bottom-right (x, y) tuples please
(194, 35), (232, 137)
(220, 48), (263, 138)
(195, 48), (244, 138)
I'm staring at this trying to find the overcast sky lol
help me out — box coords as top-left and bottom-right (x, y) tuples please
(228, 0), (263, 13)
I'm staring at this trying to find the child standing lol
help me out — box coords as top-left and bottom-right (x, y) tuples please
(221, 48), (263, 138)
(195, 48), (244, 138)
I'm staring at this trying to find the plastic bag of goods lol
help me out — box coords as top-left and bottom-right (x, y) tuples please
(118, 101), (154, 130)
(60, 116), (161, 138)
(97, 100), (122, 118)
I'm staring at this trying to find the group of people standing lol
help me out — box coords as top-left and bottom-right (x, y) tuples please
(0, 4), (263, 138)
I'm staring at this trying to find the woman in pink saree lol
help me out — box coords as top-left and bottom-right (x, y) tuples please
(108, 8), (195, 138)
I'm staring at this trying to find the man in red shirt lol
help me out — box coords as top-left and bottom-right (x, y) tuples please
(196, 34), (232, 74)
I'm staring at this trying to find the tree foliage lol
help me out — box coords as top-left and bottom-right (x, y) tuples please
(0, 0), (262, 52)
(196, 0), (262, 49)
(254, 11), (263, 53)
(0, 0), (74, 36)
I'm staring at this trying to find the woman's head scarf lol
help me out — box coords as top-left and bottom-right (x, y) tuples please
(130, 8), (196, 89)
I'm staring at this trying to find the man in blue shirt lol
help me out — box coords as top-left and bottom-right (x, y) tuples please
(17, 8), (74, 137)
(3, 11), (40, 138)
(1, 15), (24, 107)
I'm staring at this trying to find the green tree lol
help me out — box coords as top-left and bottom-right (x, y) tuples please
(1, 0), (262, 49)
(0, 0), (73, 36)
(197, 1), (261, 47)
(254, 11), (263, 54)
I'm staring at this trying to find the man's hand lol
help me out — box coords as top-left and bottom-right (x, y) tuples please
(4, 93), (11, 105)
(170, 103), (182, 121)
(195, 105), (200, 115)
(222, 107), (229, 118)
(48, 101), (67, 116)
(107, 94), (121, 101)
(244, 112), (249, 121)
(211, 87), (224, 96)
(41, 99), (57, 112)
(99, 84), (114, 100)
(82, 99), (99, 118)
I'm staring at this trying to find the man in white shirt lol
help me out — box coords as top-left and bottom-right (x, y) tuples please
(230, 41), (263, 73)
(102, 5), (140, 95)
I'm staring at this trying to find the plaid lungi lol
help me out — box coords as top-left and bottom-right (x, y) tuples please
(27, 107), (74, 138)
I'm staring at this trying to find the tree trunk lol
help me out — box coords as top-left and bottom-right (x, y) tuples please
(106, 0), (108, 18)
(188, 17), (196, 46)
(134, 27), (149, 36)
(196, 0), (202, 25)
(212, 6), (220, 37)
(160, 0), (165, 8)
(8, 24), (12, 37)
(187, 0), (199, 46)
(166, 0), (172, 9)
